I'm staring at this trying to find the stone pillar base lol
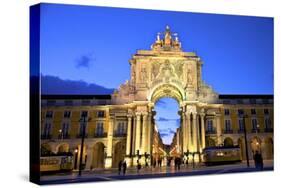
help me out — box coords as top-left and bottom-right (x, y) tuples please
(105, 157), (112, 169)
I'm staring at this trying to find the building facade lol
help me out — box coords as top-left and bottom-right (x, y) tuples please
(41, 26), (273, 169)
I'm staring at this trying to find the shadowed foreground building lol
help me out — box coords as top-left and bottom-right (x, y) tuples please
(41, 26), (273, 170)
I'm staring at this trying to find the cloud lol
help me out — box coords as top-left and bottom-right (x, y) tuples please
(155, 100), (166, 108)
(158, 117), (169, 121)
(75, 53), (95, 69)
(41, 75), (114, 95)
(159, 133), (169, 138)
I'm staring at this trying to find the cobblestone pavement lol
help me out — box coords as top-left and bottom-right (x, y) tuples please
(40, 160), (273, 184)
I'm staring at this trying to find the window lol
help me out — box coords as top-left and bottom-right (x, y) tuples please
(117, 122), (126, 135)
(95, 122), (104, 136)
(61, 122), (69, 136)
(224, 109), (230, 116)
(43, 123), (52, 136)
(46, 111), (53, 118)
(207, 120), (213, 132)
(252, 119), (258, 130)
(97, 111), (105, 118)
(251, 109), (256, 115)
(64, 111), (71, 118)
(265, 118), (272, 129)
(238, 109), (244, 116)
(81, 111), (88, 118)
(225, 119), (231, 131)
(239, 119), (244, 131)
(264, 109), (269, 115)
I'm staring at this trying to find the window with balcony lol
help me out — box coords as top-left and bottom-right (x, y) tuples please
(238, 119), (244, 132)
(252, 118), (259, 132)
(95, 122), (104, 137)
(264, 118), (272, 132)
(224, 119), (232, 133)
(42, 123), (52, 139)
(115, 122), (126, 136)
(206, 120), (215, 133)
(60, 122), (70, 138)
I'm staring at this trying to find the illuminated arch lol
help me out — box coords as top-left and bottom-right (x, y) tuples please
(148, 83), (185, 103)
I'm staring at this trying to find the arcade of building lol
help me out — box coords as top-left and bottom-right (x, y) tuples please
(41, 26), (273, 170)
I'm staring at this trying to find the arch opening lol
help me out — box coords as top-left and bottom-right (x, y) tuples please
(91, 142), (106, 169)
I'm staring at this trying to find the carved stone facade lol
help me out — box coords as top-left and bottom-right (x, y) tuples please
(41, 26), (273, 169)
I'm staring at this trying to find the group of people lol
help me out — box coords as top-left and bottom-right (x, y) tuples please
(253, 151), (264, 170)
(118, 160), (127, 175)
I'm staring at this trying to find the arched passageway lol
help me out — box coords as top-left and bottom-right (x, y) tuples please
(112, 141), (126, 168)
(224, 137), (234, 147)
(238, 138), (246, 160)
(263, 137), (273, 160)
(57, 143), (69, 154)
(91, 142), (105, 168)
(206, 137), (216, 147)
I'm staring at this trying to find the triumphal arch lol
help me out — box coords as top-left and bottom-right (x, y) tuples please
(111, 25), (220, 165)
(41, 26), (273, 169)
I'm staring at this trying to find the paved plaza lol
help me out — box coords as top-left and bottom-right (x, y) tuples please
(40, 160), (273, 184)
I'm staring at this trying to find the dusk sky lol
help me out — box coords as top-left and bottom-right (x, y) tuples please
(39, 3), (273, 144)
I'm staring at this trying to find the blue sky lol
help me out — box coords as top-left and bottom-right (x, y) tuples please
(39, 3), (273, 144)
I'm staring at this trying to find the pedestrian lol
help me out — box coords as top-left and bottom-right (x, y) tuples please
(122, 160), (127, 175)
(118, 160), (123, 175)
(153, 160), (156, 168)
(256, 152), (264, 170)
(253, 151), (258, 169)
(177, 157), (181, 170)
(137, 160), (141, 174)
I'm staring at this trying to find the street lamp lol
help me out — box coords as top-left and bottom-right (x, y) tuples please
(241, 114), (250, 167)
(74, 148), (78, 170)
(78, 115), (91, 176)
(59, 129), (63, 140)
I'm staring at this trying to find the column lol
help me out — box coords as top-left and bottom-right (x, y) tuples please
(126, 115), (132, 155)
(182, 112), (187, 153)
(192, 113), (198, 152)
(187, 112), (192, 152)
(105, 116), (114, 168)
(200, 113), (206, 150)
(216, 114), (222, 146)
(141, 113), (148, 154)
(147, 113), (152, 156)
(135, 112), (141, 154)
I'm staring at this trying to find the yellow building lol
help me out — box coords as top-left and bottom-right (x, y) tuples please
(41, 26), (273, 170)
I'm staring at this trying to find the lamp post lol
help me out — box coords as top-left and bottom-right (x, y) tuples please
(78, 115), (91, 176)
(59, 129), (63, 140)
(74, 148), (78, 170)
(241, 114), (250, 167)
(255, 124), (261, 153)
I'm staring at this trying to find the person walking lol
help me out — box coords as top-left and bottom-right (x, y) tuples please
(118, 160), (123, 175)
(177, 157), (181, 170)
(122, 160), (127, 175)
(137, 160), (141, 174)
